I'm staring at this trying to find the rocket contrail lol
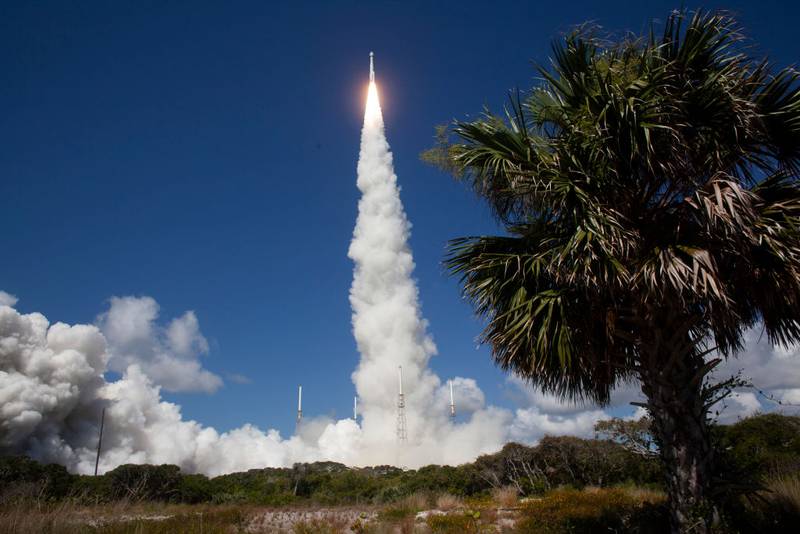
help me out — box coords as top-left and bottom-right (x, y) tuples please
(349, 52), (440, 456)
(346, 54), (511, 464)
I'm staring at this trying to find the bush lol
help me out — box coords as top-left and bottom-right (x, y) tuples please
(472, 437), (660, 497)
(178, 473), (214, 503)
(0, 456), (76, 502)
(718, 414), (800, 477)
(515, 487), (668, 534)
(104, 463), (183, 502)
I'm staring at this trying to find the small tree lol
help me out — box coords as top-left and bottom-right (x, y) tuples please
(429, 10), (800, 532)
(595, 417), (657, 458)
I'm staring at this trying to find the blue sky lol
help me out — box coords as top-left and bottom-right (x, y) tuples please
(2, 0), (798, 438)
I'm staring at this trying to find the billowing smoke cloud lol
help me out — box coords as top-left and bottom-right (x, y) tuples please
(2, 77), (798, 476)
(98, 296), (222, 394)
(2, 290), (798, 475)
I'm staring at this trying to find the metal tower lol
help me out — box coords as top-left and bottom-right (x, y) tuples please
(396, 366), (407, 442)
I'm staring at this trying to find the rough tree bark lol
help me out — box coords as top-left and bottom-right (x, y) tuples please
(637, 313), (717, 534)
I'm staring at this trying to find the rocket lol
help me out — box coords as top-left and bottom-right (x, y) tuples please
(369, 51), (375, 82)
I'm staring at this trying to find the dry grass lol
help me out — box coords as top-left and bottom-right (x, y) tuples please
(291, 514), (350, 534)
(0, 485), (672, 533)
(435, 493), (463, 511)
(763, 472), (800, 515)
(491, 486), (519, 508)
(400, 492), (430, 511)
(0, 501), (253, 533)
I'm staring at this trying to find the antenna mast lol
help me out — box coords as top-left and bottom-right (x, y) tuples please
(396, 366), (407, 442)
(354, 396), (358, 420)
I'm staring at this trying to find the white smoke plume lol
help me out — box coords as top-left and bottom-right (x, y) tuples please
(346, 80), (508, 466)
(3, 73), (798, 476)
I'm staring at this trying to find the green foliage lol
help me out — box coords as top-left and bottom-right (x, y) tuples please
(711, 415), (800, 531)
(178, 474), (213, 504)
(719, 413), (800, 476)
(0, 455), (76, 501)
(104, 464), (183, 502)
(595, 416), (657, 458)
(473, 436), (660, 495)
(376, 505), (416, 522)
(515, 488), (668, 534)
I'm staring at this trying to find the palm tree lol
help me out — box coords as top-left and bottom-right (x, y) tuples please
(429, 11), (800, 532)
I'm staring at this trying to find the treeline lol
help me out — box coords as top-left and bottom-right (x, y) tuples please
(1, 414), (797, 507)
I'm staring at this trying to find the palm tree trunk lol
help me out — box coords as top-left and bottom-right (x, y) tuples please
(638, 329), (716, 533)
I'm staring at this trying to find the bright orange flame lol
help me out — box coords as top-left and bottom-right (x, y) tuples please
(365, 81), (381, 123)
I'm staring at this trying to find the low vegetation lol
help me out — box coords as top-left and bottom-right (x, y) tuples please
(0, 414), (798, 532)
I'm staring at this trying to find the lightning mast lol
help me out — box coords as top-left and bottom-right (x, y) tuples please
(449, 380), (456, 421)
(396, 366), (407, 442)
(296, 385), (302, 430)
(94, 407), (105, 476)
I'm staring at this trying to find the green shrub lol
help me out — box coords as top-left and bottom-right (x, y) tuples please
(718, 414), (800, 477)
(376, 505), (415, 522)
(104, 463), (183, 502)
(0, 455), (76, 501)
(178, 473), (213, 503)
(472, 437), (660, 496)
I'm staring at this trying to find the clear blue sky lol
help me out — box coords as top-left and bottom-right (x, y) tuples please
(2, 0), (797, 436)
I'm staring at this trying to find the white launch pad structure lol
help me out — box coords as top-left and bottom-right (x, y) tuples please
(396, 365), (408, 442)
